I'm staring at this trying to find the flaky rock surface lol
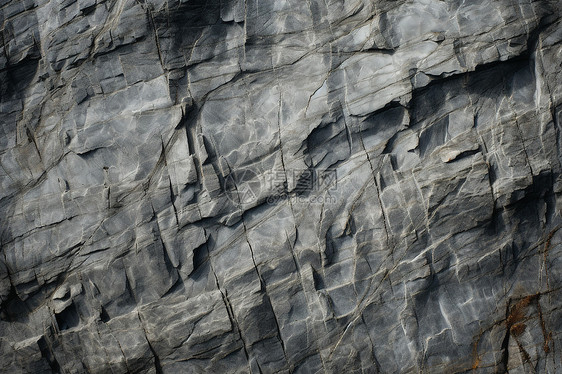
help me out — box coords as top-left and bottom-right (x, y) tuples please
(1, 0), (562, 372)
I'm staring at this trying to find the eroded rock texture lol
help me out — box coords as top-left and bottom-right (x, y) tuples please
(1, 0), (562, 372)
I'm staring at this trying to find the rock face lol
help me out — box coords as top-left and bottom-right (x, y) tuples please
(1, 0), (562, 372)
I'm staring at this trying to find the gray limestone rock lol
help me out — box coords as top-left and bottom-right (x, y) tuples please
(1, 0), (562, 372)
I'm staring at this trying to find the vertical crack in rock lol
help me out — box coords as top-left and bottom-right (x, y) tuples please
(38, 335), (61, 374)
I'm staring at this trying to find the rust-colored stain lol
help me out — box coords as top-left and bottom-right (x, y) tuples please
(506, 294), (537, 328)
(543, 332), (552, 354)
(510, 322), (526, 337)
(471, 338), (480, 370)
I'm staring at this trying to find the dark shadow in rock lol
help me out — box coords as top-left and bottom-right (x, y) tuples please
(0, 60), (38, 101)
(55, 302), (80, 331)
(418, 116), (449, 159)
(190, 241), (210, 278)
(0, 285), (31, 323)
(99, 306), (111, 323)
(153, 0), (220, 71)
(38, 335), (61, 374)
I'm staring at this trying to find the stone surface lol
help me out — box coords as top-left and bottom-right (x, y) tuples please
(1, 0), (562, 372)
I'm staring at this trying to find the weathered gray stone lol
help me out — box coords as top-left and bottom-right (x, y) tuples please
(1, 0), (562, 373)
